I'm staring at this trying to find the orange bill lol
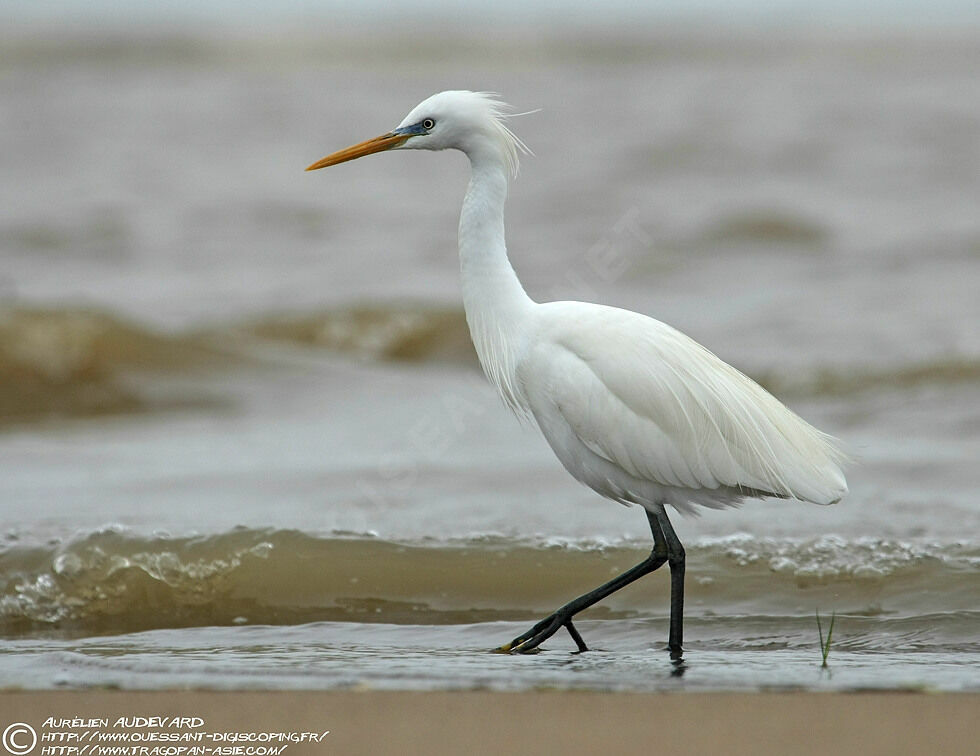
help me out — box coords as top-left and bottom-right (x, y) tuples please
(305, 132), (410, 171)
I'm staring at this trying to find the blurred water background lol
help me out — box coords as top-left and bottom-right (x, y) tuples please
(0, 1), (978, 691)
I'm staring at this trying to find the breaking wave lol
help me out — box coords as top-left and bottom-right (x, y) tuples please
(0, 307), (226, 422)
(2, 304), (977, 425)
(231, 305), (473, 363)
(0, 526), (975, 639)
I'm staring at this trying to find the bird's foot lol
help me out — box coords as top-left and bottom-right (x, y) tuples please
(494, 614), (588, 654)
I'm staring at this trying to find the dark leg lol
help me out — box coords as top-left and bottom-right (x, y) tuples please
(652, 508), (686, 656)
(564, 620), (589, 653)
(496, 507), (671, 654)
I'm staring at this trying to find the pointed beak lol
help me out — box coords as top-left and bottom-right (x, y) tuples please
(305, 132), (411, 171)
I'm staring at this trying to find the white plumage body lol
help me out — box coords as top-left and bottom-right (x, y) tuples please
(498, 300), (846, 515)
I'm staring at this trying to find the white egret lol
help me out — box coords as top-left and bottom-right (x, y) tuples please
(306, 91), (847, 656)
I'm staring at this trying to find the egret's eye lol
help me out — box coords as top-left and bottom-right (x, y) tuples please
(422, 118), (436, 131)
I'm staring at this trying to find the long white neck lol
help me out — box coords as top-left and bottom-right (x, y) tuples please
(458, 152), (534, 418)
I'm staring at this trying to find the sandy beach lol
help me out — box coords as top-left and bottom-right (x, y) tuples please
(1, 691), (976, 756)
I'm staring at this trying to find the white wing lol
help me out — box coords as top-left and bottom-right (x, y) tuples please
(520, 302), (847, 509)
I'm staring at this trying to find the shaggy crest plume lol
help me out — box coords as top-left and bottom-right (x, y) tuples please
(470, 91), (534, 177)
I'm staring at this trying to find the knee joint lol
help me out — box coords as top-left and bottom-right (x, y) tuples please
(669, 544), (685, 566)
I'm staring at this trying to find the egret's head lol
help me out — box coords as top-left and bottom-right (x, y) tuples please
(306, 91), (528, 176)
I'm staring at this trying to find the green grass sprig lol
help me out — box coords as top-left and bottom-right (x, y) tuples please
(816, 609), (836, 668)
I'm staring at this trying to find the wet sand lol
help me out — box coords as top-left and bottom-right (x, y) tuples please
(1, 690), (975, 756)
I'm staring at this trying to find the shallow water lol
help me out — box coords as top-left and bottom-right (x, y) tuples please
(1, 26), (979, 691)
(3, 620), (978, 692)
